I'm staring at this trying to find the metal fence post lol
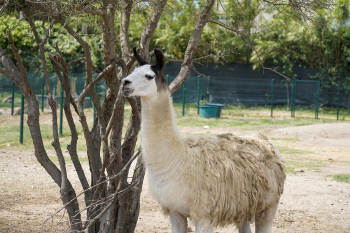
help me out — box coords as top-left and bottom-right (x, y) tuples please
(291, 80), (294, 117)
(20, 93), (24, 144)
(315, 81), (320, 119)
(197, 75), (200, 114)
(293, 79), (297, 117)
(59, 83), (63, 135)
(207, 76), (210, 102)
(41, 75), (45, 112)
(271, 79), (274, 117)
(11, 82), (15, 115)
(337, 81), (340, 120)
(182, 81), (186, 116)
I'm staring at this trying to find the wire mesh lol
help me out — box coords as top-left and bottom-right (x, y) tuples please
(1, 73), (349, 116)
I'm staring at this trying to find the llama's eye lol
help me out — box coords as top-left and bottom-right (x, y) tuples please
(145, 74), (154, 80)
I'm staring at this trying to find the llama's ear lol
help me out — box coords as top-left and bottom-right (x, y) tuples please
(133, 47), (148, 66)
(154, 49), (164, 71)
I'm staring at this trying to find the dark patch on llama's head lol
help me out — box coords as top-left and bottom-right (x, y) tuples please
(133, 48), (168, 92)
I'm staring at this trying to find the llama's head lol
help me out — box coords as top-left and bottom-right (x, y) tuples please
(122, 48), (167, 98)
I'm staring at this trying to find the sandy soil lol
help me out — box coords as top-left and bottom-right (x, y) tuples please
(0, 123), (350, 232)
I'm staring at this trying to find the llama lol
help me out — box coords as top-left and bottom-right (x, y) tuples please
(122, 48), (286, 233)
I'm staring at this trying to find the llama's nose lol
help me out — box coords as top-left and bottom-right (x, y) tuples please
(123, 79), (132, 86)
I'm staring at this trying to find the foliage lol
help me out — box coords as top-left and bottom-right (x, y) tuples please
(0, 0), (264, 72)
(2, 0), (348, 82)
(251, 1), (350, 85)
(2, 1), (350, 87)
(152, 1), (198, 59)
(0, 14), (41, 74)
(0, 14), (104, 74)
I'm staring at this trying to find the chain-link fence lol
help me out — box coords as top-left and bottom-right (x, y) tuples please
(1, 73), (349, 112)
(169, 76), (349, 119)
(0, 73), (107, 109)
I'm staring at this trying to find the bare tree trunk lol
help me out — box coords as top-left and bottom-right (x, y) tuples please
(25, 10), (84, 229)
(0, 0), (225, 232)
(169, 0), (216, 94)
(123, 152), (145, 233)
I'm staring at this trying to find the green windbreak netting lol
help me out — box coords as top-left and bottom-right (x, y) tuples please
(1, 73), (349, 109)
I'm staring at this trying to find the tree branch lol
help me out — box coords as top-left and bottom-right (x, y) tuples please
(76, 59), (122, 104)
(26, 10), (83, 230)
(8, 34), (28, 85)
(66, 57), (85, 68)
(45, 148), (142, 229)
(83, 8), (105, 16)
(120, 0), (133, 63)
(31, 3), (94, 84)
(139, 0), (167, 61)
(208, 19), (292, 84)
(169, 0), (216, 94)
(49, 54), (92, 197)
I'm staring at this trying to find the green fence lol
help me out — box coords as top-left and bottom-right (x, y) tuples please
(1, 73), (349, 144)
(0, 73), (107, 142)
(166, 76), (349, 120)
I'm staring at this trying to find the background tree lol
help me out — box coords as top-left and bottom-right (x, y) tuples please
(0, 0), (334, 232)
(251, 0), (350, 86)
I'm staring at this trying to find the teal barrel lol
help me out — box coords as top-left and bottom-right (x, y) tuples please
(199, 105), (218, 118)
(205, 103), (225, 117)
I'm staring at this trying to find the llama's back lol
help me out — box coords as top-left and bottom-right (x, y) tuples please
(185, 133), (286, 228)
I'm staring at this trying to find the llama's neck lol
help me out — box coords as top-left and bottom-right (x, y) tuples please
(140, 90), (186, 164)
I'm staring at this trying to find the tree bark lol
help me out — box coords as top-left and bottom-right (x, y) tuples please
(140, 0), (168, 61)
(1, 0), (219, 232)
(26, 12), (83, 230)
(169, 0), (216, 94)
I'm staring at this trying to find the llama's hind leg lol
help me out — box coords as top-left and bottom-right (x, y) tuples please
(195, 220), (214, 233)
(170, 211), (187, 233)
(239, 221), (252, 233)
(255, 204), (278, 233)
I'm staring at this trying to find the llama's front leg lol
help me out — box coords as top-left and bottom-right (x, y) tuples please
(255, 204), (278, 233)
(195, 220), (214, 233)
(170, 211), (187, 233)
(238, 221), (252, 233)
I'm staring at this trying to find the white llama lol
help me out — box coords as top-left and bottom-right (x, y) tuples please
(122, 48), (286, 233)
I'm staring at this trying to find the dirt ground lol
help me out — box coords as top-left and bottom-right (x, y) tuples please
(0, 122), (350, 233)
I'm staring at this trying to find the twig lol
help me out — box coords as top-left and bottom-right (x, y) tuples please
(208, 19), (292, 85)
(43, 149), (142, 226)
(82, 181), (140, 233)
(191, 65), (210, 80)
(66, 57), (86, 68)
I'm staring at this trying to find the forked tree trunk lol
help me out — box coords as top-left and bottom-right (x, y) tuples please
(0, 0), (217, 232)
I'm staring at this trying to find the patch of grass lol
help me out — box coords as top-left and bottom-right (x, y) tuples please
(173, 103), (341, 130)
(0, 101), (348, 154)
(0, 92), (22, 108)
(0, 106), (133, 151)
(271, 136), (300, 142)
(284, 157), (327, 173)
(330, 174), (350, 183)
(49, 155), (89, 165)
(176, 102), (350, 122)
(0, 102), (21, 108)
(176, 114), (333, 130)
(277, 146), (313, 155)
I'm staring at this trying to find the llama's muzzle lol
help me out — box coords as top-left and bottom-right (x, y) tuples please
(122, 79), (134, 96)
